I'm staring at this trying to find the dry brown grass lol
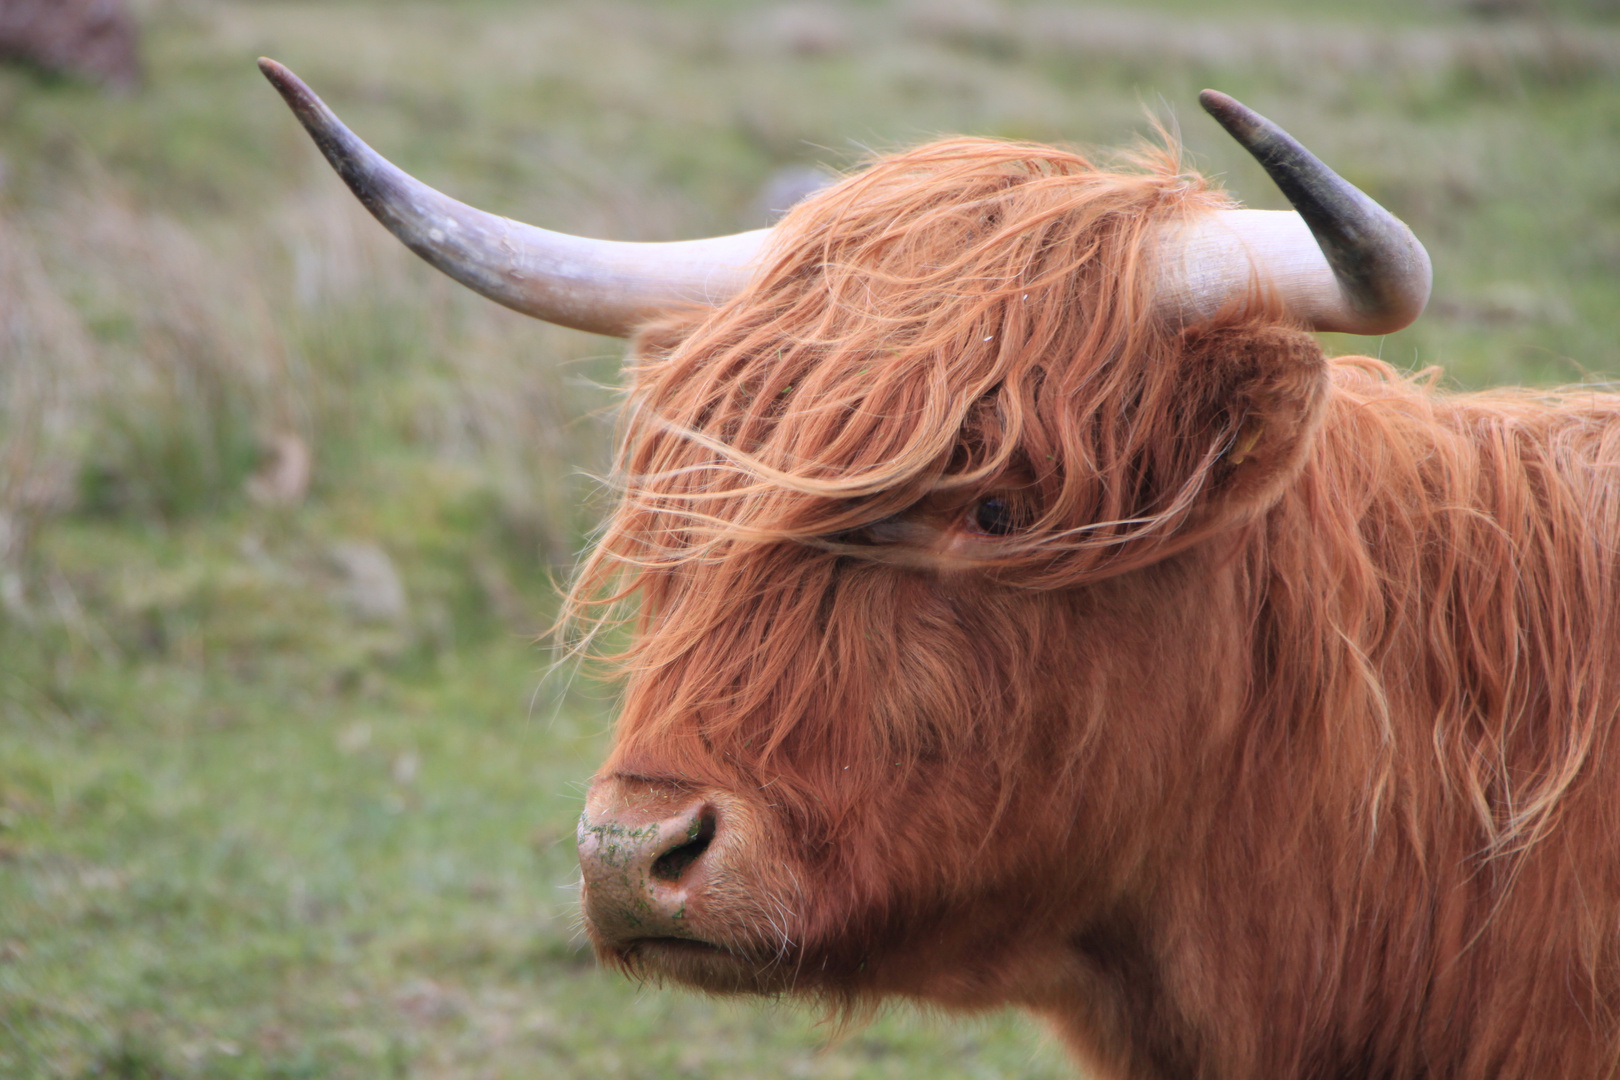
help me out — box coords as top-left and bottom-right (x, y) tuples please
(0, 160), (612, 605)
(0, 206), (100, 601)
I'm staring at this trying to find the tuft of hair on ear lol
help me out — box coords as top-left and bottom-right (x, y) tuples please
(1180, 320), (1330, 516)
(627, 304), (718, 372)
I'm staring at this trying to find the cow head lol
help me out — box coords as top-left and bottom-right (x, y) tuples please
(261, 60), (1429, 1012)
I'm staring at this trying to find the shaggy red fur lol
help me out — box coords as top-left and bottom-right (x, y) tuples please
(571, 137), (1620, 1079)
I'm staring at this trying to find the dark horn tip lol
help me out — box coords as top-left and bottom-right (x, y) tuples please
(258, 58), (324, 123)
(1198, 90), (1265, 143)
(258, 56), (295, 95)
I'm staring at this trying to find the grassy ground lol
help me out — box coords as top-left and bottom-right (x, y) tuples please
(1, 1), (1617, 1077)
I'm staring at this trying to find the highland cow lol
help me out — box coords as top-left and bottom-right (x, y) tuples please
(263, 58), (1620, 1080)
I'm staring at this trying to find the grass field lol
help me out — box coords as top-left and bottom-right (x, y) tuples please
(2, 1), (1618, 1077)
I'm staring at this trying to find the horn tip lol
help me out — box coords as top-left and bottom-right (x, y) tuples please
(1198, 89), (1262, 140)
(257, 57), (334, 143)
(258, 56), (290, 88)
(258, 57), (312, 109)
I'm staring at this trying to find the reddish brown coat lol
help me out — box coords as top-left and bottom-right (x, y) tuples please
(573, 137), (1620, 1080)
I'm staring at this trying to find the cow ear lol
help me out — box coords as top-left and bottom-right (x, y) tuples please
(628, 305), (714, 368)
(1186, 322), (1330, 518)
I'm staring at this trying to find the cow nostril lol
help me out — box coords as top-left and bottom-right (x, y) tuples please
(651, 810), (716, 883)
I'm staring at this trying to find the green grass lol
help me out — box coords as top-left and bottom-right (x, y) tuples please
(1, 0), (1618, 1077)
(0, 490), (1074, 1079)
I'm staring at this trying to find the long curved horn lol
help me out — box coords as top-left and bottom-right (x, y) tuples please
(1161, 91), (1432, 335)
(259, 59), (769, 338)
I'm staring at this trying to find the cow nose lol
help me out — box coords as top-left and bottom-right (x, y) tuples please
(577, 793), (718, 944)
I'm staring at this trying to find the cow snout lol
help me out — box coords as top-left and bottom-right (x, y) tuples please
(578, 785), (719, 945)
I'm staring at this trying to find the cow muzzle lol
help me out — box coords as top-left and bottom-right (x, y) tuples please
(578, 775), (812, 993)
(577, 777), (724, 947)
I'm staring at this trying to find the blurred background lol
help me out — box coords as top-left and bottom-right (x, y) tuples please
(0, 0), (1616, 1077)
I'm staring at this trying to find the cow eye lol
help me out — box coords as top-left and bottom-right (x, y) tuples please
(969, 496), (1018, 536)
